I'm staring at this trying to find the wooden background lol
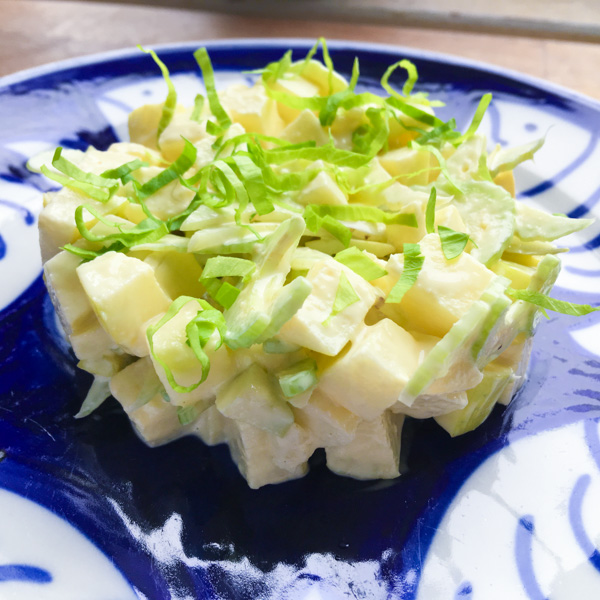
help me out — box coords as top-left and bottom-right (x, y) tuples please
(2, 0), (600, 100)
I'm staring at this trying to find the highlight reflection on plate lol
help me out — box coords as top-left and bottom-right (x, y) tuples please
(0, 40), (599, 599)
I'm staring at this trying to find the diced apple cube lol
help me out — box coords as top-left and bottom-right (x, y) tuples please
(319, 319), (427, 420)
(394, 390), (468, 419)
(293, 389), (360, 446)
(278, 258), (378, 356)
(77, 251), (171, 356)
(326, 412), (404, 480)
(44, 250), (97, 335)
(271, 76), (321, 122)
(225, 420), (309, 489)
(216, 363), (294, 436)
(219, 83), (284, 136)
(377, 233), (496, 338)
(144, 252), (204, 299)
(379, 146), (432, 186)
(191, 404), (228, 446)
(110, 357), (182, 446)
(148, 298), (234, 407)
(296, 170), (348, 206)
(280, 109), (329, 146)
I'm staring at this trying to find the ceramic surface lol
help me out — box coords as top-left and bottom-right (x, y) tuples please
(0, 40), (599, 599)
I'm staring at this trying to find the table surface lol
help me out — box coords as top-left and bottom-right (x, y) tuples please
(2, 0), (600, 102)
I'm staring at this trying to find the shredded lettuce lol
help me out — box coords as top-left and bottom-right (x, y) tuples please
(135, 138), (197, 201)
(324, 270), (360, 323)
(385, 243), (424, 303)
(335, 246), (387, 281)
(304, 204), (417, 233)
(147, 296), (227, 393)
(194, 48), (232, 130)
(177, 404), (203, 426)
(74, 377), (111, 418)
(425, 187), (437, 234)
(41, 147), (119, 202)
(381, 59), (418, 98)
(455, 93), (492, 144)
(101, 159), (148, 184)
(438, 225), (471, 260)
(506, 288), (599, 316)
(201, 256), (256, 281)
(138, 46), (178, 144)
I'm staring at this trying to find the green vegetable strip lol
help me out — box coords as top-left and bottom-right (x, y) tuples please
(319, 57), (360, 126)
(425, 187), (437, 234)
(277, 358), (318, 398)
(411, 141), (462, 196)
(455, 93), (492, 143)
(101, 159), (148, 183)
(138, 46), (177, 144)
(438, 225), (471, 260)
(200, 256), (256, 281)
(351, 107), (389, 156)
(506, 288), (600, 316)
(325, 271), (361, 322)
(190, 93), (205, 122)
(213, 282), (241, 309)
(386, 96), (445, 129)
(73, 204), (168, 250)
(321, 215), (352, 247)
(335, 246), (387, 281)
(194, 47), (232, 130)
(177, 405), (202, 426)
(147, 296), (226, 394)
(135, 137), (197, 201)
(385, 243), (424, 303)
(304, 204), (418, 231)
(74, 377), (111, 419)
(41, 147), (119, 202)
(381, 59), (419, 98)
(263, 142), (371, 169)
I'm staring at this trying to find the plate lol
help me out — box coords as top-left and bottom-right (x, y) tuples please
(1, 39), (600, 599)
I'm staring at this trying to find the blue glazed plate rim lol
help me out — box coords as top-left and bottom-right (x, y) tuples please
(2, 37), (600, 113)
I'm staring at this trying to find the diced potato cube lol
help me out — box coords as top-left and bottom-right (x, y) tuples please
(326, 412), (404, 480)
(376, 233), (496, 338)
(349, 159), (405, 207)
(319, 319), (426, 420)
(293, 389), (360, 446)
(148, 299), (234, 407)
(110, 357), (182, 446)
(278, 258), (378, 356)
(77, 251), (171, 356)
(128, 103), (163, 150)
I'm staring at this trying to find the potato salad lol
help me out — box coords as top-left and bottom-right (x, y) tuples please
(37, 43), (595, 488)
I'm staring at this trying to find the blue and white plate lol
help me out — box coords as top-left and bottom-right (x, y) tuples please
(1, 40), (599, 600)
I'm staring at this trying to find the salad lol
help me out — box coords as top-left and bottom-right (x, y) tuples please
(36, 41), (596, 488)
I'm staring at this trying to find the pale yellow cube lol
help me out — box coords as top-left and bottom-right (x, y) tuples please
(326, 412), (404, 480)
(319, 319), (425, 420)
(278, 258), (378, 356)
(77, 251), (171, 356)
